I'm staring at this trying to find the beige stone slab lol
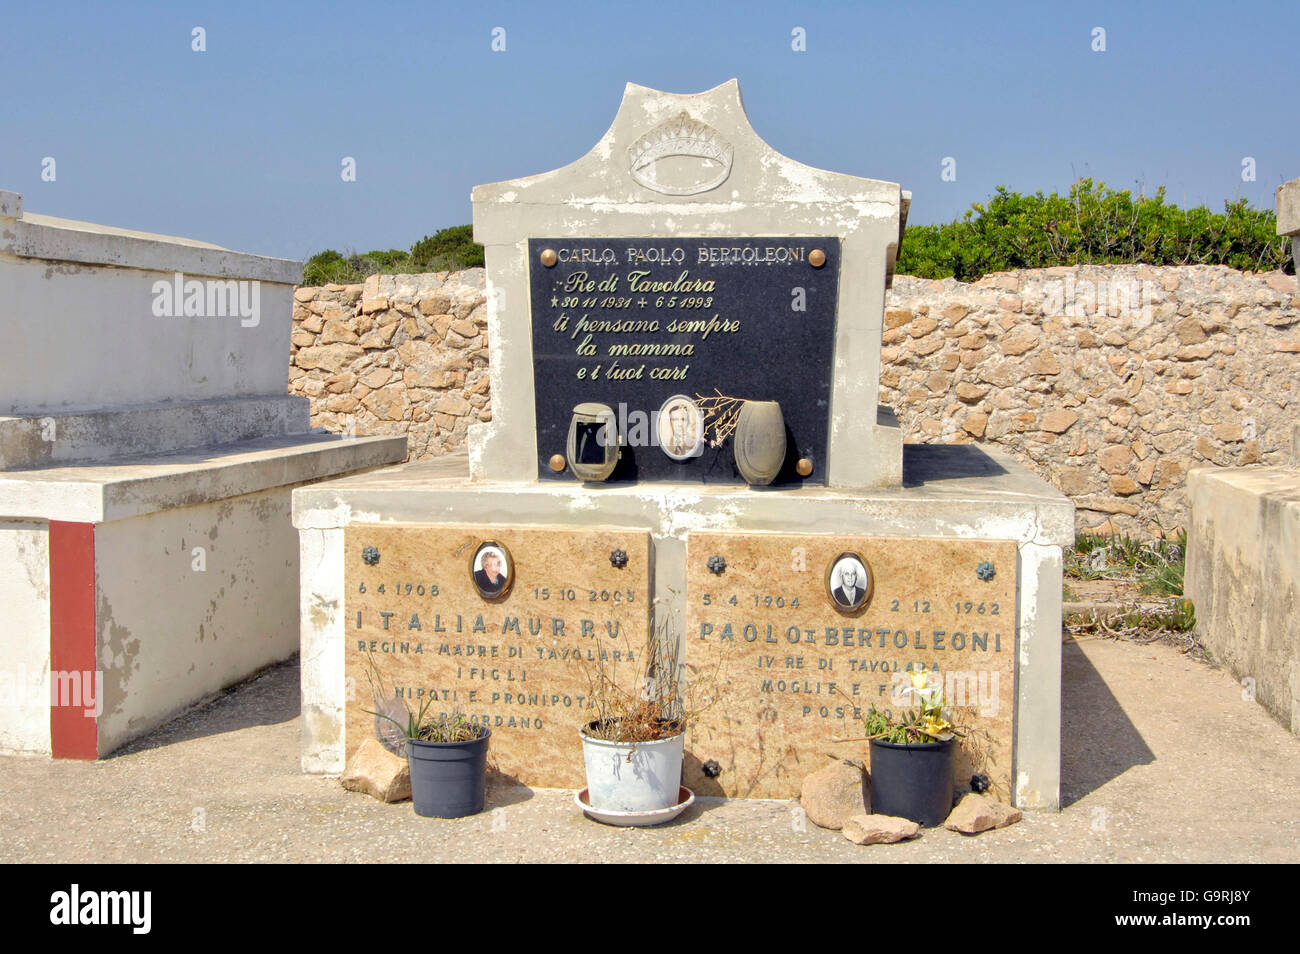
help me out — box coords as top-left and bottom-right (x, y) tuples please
(684, 532), (1018, 799)
(1277, 177), (1300, 236)
(344, 524), (650, 788)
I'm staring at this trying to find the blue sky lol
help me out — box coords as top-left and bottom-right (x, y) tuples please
(2, 0), (1293, 262)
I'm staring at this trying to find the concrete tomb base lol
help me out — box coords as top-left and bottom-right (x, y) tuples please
(1186, 460), (1300, 736)
(294, 444), (1071, 810)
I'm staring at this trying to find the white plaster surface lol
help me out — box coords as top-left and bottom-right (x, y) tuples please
(0, 520), (51, 755)
(295, 445), (1073, 547)
(298, 527), (345, 773)
(0, 190), (412, 759)
(0, 434), (407, 523)
(2, 256), (295, 414)
(0, 434), (404, 757)
(92, 489), (300, 755)
(1, 201), (300, 281)
(1013, 541), (1063, 810)
(1, 189), (301, 416)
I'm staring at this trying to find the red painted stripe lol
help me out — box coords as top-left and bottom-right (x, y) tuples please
(49, 521), (98, 759)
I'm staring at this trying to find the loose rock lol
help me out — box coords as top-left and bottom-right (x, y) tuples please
(841, 813), (920, 845)
(800, 758), (870, 830)
(341, 737), (411, 803)
(944, 793), (1022, 834)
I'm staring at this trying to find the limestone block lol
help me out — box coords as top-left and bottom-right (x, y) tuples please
(944, 793), (1022, 833)
(842, 814), (920, 845)
(341, 738), (411, 803)
(800, 759), (870, 830)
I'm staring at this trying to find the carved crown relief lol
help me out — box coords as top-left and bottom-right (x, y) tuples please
(626, 111), (733, 196)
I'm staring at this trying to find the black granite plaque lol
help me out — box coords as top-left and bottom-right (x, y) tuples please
(530, 237), (840, 485)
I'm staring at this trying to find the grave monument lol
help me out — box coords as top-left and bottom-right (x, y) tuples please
(295, 81), (1073, 809)
(1184, 176), (1300, 736)
(0, 192), (406, 757)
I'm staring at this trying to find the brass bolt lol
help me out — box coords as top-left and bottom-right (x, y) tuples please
(540, 248), (558, 267)
(548, 453), (566, 472)
(808, 249), (826, 268)
(796, 457), (814, 477)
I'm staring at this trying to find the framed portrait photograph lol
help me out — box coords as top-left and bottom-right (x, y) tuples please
(825, 551), (872, 614)
(470, 540), (514, 602)
(656, 394), (704, 461)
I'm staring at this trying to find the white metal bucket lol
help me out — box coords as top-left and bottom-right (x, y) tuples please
(580, 728), (685, 812)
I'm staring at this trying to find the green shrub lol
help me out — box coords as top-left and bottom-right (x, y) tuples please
(410, 224), (484, 270)
(303, 179), (1292, 287)
(1064, 528), (1187, 594)
(897, 179), (1293, 280)
(301, 227), (485, 286)
(301, 249), (350, 286)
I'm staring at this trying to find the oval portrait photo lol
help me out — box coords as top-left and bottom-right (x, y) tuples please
(826, 552), (872, 614)
(470, 541), (514, 602)
(657, 394), (704, 461)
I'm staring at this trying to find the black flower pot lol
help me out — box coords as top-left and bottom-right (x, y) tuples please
(406, 729), (491, 818)
(868, 737), (955, 827)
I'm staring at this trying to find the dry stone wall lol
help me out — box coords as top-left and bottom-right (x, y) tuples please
(290, 264), (1299, 536)
(884, 265), (1298, 536)
(289, 270), (490, 459)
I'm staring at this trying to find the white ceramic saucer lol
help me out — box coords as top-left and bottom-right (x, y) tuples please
(574, 786), (695, 827)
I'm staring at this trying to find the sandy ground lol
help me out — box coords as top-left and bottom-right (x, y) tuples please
(1, 635), (1296, 863)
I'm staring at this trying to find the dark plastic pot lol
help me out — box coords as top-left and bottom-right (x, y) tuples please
(869, 737), (955, 827)
(406, 729), (491, 818)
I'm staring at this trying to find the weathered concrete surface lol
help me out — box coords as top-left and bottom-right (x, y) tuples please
(1280, 178), (1300, 271)
(1, 637), (1296, 862)
(293, 446), (1073, 544)
(2, 198), (300, 416)
(0, 520), (50, 753)
(1186, 464), (1300, 734)
(0, 395), (310, 470)
(0, 433), (407, 523)
(1278, 177), (1300, 237)
(88, 488), (299, 756)
(0, 438), (408, 758)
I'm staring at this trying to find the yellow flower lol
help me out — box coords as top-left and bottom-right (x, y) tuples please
(923, 715), (951, 737)
(908, 671), (930, 691)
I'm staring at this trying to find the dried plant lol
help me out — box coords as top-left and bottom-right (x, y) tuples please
(1064, 600), (1206, 660)
(694, 389), (748, 448)
(361, 651), (486, 749)
(362, 654), (413, 756)
(581, 593), (723, 745)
